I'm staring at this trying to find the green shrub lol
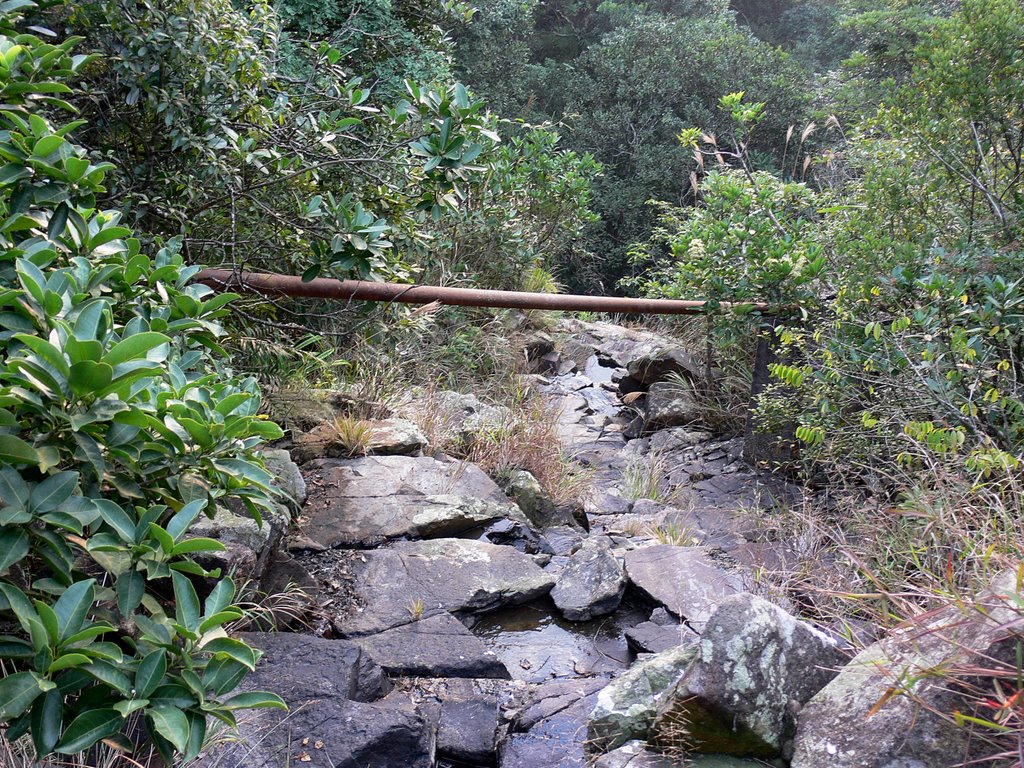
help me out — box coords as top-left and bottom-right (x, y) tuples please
(0, 4), (284, 761)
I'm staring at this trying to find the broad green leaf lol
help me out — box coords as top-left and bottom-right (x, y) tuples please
(103, 332), (171, 366)
(28, 471), (78, 514)
(116, 570), (144, 617)
(0, 435), (38, 466)
(54, 708), (122, 754)
(201, 637), (257, 670)
(148, 706), (190, 753)
(0, 527), (29, 572)
(134, 649), (166, 698)
(221, 691), (287, 710)
(68, 360), (113, 396)
(52, 579), (94, 641)
(29, 688), (62, 756)
(171, 572), (200, 631)
(165, 499), (204, 542)
(0, 671), (51, 721)
(171, 537), (225, 556)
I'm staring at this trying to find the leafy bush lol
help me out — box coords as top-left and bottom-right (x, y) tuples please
(0, 4), (284, 761)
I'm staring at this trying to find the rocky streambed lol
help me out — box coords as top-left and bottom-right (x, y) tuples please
(193, 319), (1022, 768)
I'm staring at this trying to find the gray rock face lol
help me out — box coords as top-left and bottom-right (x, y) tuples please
(189, 501), (287, 581)
(333, 538), (556, 636)
(501, 678), (608, 768)
(551, 537), (626, 621)
(645, 380), (702, 429)
(653, 593), (846, 759)
(593, 741), (677, 768)
(625, 620), (697, 654)
(193, 632), (436, 768)
(587, 644), (698, 752)
(365, 417), (429, 455)
(352, 612), (509, 679)
(438, 690), (500, 764)
(294, 456), (517, 549)
(560, 320), (701, 383)
(791, 569), (1024, 768)
(507, 469), (576, 529)
(262, 447), (307, 509)
(624, 545), (744, 630)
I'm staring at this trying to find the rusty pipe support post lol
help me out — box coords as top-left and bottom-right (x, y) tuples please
(193, 269), (768, 316)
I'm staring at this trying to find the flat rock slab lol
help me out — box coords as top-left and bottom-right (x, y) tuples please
(624, 545), (744, 630)
(234, 631), (389, 703)
(295, 455), (518, 548)
(333, 538), (556, 637)
(625, 621), (698, 654)
(500, 679), (608, 768)
(352, 612), (509, 679)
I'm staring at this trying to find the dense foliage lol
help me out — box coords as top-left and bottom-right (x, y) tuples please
(0, 3), (285, 761)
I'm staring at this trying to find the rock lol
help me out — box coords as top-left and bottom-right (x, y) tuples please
(587, 644), (698, 752)
(291, 418), (427, 463)
(627, 349), (702, 386)
(593, 741), (676, 767)
(537, 525), (585, 556)
(188, 502), (285, 580)
(365, 418), (428, 455)
(645, 380), (702, 430)
(262, 447), (307, 509)
(419, 390), (514, 445)
(560, 320), (701, 383)
(648, 427), (714, 454)
(198, 696), (435, 768)
(500, 679), (608, 768)
(585, 489), (633, 517)
(551, 537), (626, 621)
(791, 569), (1024, 768)
(652, 593), (847, 759)
(507, 469), (576, 529)
(332, 538), (556, 637)
(625, 620), (697, 654)
(352, 612), (509, 679)
(438, 690), (500, 764)
(294, 456), (518, 549)
(624, 545), (743, 631)
(193, 632), (437, 768)
(235, 631), (390, 702)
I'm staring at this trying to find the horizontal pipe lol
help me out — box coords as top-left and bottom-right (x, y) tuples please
(194, 269), (770, 315)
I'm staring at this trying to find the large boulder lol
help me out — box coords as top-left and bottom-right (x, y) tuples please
(645, 380), (702, 430)
(624, 545), (744, 631)
(507, 470), (577, 529)
(293, 456), (518, 549)
(652, 593), (846, 759)
(352, 612), (509, 679)
(193, 633), (438, 768)
(332, 538), (556, 637)
(587, 644), (699, 752)
(561, 320), (701, 384)
(791, 569), (1024, 768)
(551, 536), (626, 621)
(290, 418), (427, 463)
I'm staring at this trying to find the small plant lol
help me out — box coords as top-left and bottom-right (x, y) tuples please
(622, 452), (674, 502)
(408, 597), (425, 621)
(332, 415), (375, 457)
(649, 522), (697, 546)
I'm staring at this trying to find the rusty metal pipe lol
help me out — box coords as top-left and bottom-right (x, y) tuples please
(194, 269), (767, 315)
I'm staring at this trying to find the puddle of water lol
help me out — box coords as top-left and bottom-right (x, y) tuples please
(471, 599), (645, 683)
(582, 355), (618, 385)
